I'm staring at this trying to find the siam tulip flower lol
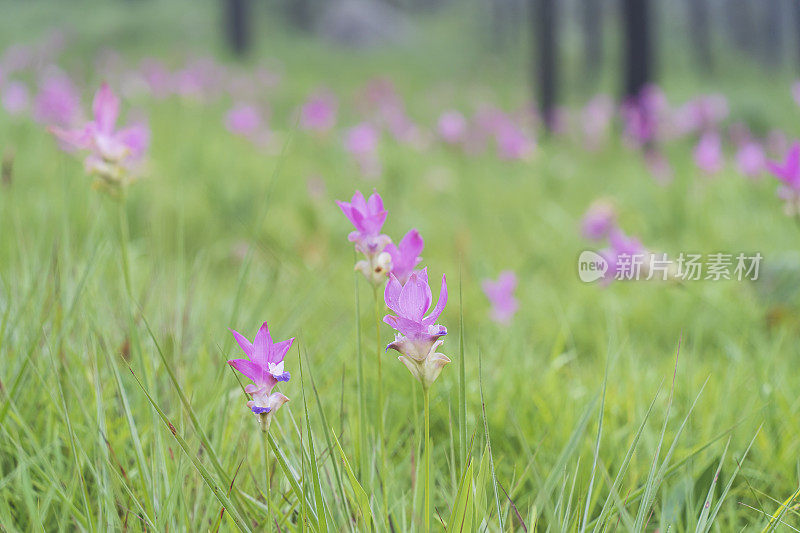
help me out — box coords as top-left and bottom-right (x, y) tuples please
(672, 94), (728, 136)
(49, 83), (149, 190)
(600, 228), (650, 284)
(336, 190), (392, 285)
(384, 268), (449, 388)
(437, 110), (467, 145)
(385, 229), (424, 284)
(644, 148), (673, 184)
(482, 271), (518, 325)
(581, 95), (614, 151)
(735, 141), (765, 179)
(581, 199), (617, 241)
(621, 84), (667, 147)
(139, 58), (173, 99)
(766, 142), (800, 216)
(345, 122), (381, 179)
(227, 322), (292, 431)
(694, 131), (724, 174)
(33, 68), (81, 127)
(300, 90), (337, 133)
(494, 119), (535, 160)
(2, 80), (29, 115)
(225, 103), (263, 138)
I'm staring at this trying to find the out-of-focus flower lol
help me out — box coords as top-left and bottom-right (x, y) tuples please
(345, 122), (381, 179)
(694, 131), (724, 174)
(581, 199), (617, 241)
(735, 141), (765, 179)
(225, 104), (263, 138)
(494, 119), (534, 160)
(767, 130), (788, 158)
(300, 90), (337, 133)
(600, 228), (650, 284)
(793, 82), (800, 108)
(766, 141), (800, 216)
(227, 322), (292, 431)
(337, 189), (392, 284)
(621, 84), (667, 147)
(50, 83), (149, 190)
(384, 268), (449, 388)
(33, 68), (81, 127)
(482, 271), (518, 325)
(581, 95), (614, 150)
(672, 94), (728, 136)
(2, 80), (29, 115)
(644, 148), (673, 184)
(437, 110), (467, 145)
(385, 229), (423, 284)
(140, 58), (173, 99)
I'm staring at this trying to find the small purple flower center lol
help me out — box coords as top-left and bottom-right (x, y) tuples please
(251, 406), (271, 415)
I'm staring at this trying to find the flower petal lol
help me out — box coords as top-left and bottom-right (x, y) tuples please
(269, 337), (294, 364)
(423, 274), (448, 325)
(384, 274), (403, 312)
(228, 358), (266, 384)
(252, 322), (272, 365)
(92, 83), (119, 134)
(229, 328), (253, 358)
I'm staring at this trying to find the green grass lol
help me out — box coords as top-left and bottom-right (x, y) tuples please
(2, 1), (800, 531)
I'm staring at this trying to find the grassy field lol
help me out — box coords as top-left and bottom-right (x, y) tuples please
(2, 1), (800, 531)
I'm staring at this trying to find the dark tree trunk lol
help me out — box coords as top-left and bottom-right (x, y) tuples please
(622, 0), (652, 98)
(225, 0), (251, 56)
(725, 0), (755, 53)
(764, 0), (783, 65)
(533, 0), (558, 131)
(287, 0), (313, 31)
(686, 0), (712, 72)
(582, 0), (603, 81)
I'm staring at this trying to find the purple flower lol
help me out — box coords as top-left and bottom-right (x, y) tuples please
(345, 122), (382, 178)
(766, 141), (800, 215)
(225, 104), (263, 138)
(599, 229), (648, 284)
(644, 149), (673, 184)
(581, 95), (614, 150)
(482, 271), (518, 325)
(227, 322), (292, 429)
(336, 190), (392, 284)
(735, 142), (765, 179)
(50, 83), (149, 186)
(33, 68), (81, 127)
(437, 110), (467, 145)
(694, 131), (723, 174)
(581, 200), (617, 241)
(385, 229), (424, 284)
(2, 81), (29, 115)
(621, 84), (667, 147)
(384, 268), (450, 388)
(139, 58), (173, 99)
(300, 90), (337, 133)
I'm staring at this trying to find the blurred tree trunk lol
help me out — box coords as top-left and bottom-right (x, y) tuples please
(725, 0), (755, 54)
(764, 0), (783, 65)
(533, 0), (558, 131)
(622, 0), (652, 98)
(287, 0), (313, 32)
(581, 0), (603, 81)
(224, 0), (251, 56)
(686, 0), (712, 72)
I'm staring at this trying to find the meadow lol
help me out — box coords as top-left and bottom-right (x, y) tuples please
(2, 1), (800, 531)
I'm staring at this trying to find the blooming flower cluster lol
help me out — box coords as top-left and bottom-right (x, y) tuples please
(766, 142), (800, 216)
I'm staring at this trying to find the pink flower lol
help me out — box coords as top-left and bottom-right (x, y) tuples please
(385, 229), (424, 284)
(49, 83), (149, 186)
(300, 90), (337, 132)
(384, 268), (449, 388)
(766, 141), (800, 215)
(33, 68), (81, 127)
(225, 104), (263, 138)
(336, 190), (392, 284)
(621, 84), (667, 146)
(227, 322), (291, 430)
(494, 120), (534, 160)
(437, 110), (467, 145)
(2, 81), (29, 115)
(345, 122), (379, 155)
(694, 131), (724, 174)
(735, 142), (765, 179)
(581, 200), (617, 241)
(139, 58), (173, 99)
(581, 95), (614, 150)
(482, 271), (518, 325)
(645, 149), (673, 184)
(600, 229), (649, 284)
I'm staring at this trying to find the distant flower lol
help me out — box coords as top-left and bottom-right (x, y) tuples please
(766, 141), (800, 216)
(139, 58), (173, 99)
(494, 120), (534, 160)
(793, 82), (800, 108)
(621, 84), (667, 147)
(33, 68), (81, 127)
(300, 90), (337, 133)
(581, 95), (614, 150)
(766, 130), (788, 158)
(345, 122), (381, 178)
(581, 200), (616, 241)
(227, 322), (292, 431)
(336, 189), (392, 284)
(2, 81), (29, 115)
(694, 131), (723, 174)
(672, 94), (728, 136)
(735, 142), (765, 179)
(437, 110), (467, 145)
(482, 271), (518, 325)
(600, 229), (649, 284)
(644, 149), (673, 184)
(384, 268), (450, 388)
(225, 104), (263, 138)
(385, 229), (423, 284)
(49, 83), (149, 189)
